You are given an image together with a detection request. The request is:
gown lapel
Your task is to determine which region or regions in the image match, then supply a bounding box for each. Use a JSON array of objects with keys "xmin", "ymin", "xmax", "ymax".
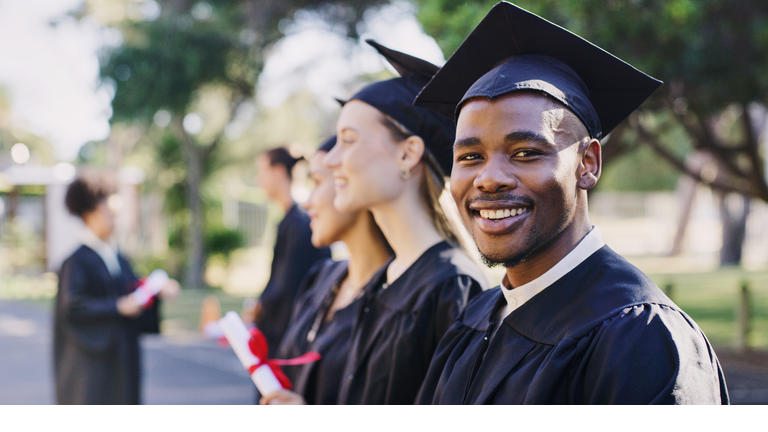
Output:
[
  {"xmin": 464, "ymin": 322, "xmax": 538, "ymax": 404},
  {"xmin": 461, "ymin": 291, "xmax": 539, "ymax": 404}
]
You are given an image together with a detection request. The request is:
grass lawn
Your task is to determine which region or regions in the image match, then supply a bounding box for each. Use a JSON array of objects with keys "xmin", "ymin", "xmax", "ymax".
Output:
[
  {"xmin": 645, "ymin": 267, "xmax": 768, "ymax": 349},
  {"xmin": 159, "ymin": 287, "xmax": 253, "ymax": 334}
]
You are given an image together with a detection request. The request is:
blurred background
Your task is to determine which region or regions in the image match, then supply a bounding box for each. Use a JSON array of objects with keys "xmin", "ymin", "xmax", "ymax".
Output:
[{"xmin": 1, "ymin": 0, "xmax": 767, "ymax": 404}]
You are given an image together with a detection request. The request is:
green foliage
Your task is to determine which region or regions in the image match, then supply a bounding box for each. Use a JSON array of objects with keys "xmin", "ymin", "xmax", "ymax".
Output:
[
  {"xmin": 101, "ymin": 5, "xmax": 259, "ymax": 122},
  {"xmin": 205, "ymin": 227, "xmax": 245, "ymax": 259}
]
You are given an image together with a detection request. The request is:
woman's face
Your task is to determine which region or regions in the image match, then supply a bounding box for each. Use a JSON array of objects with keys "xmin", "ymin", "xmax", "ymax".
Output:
[
  {"xmin": 324, "ymin": 100, "xmax": 404, "ymax": 213},
  {"xmin": 83, "ymin": 199, "xmax": 116, "ymax": 241},
  {"xmin": 303, "ymin": 151, "xmax": 360, "ymax": 247}
]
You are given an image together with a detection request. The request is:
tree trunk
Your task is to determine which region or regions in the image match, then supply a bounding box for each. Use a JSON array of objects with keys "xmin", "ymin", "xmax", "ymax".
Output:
[
  {"xmin": 718, "ymin": 191, "xmax": 751, "ymax": 267},
  {"xmin": 174, "ymin": 116, "xmax": 206, "ymax": 289}
]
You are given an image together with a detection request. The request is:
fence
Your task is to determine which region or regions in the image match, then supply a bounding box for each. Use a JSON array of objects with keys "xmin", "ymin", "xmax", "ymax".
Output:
[
  {"xmin": 589, "ymin": 187, "xmax": 768, "ymax": 266},
  {"xmin": 222, "ymin": 198, "xmax": 269, "ymax": 247}
]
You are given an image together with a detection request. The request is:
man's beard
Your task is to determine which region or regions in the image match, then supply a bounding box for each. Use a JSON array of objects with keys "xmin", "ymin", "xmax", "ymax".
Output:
[{"xmin": 475, "ymin": 224, "xmax": 544, "ymax": 269}]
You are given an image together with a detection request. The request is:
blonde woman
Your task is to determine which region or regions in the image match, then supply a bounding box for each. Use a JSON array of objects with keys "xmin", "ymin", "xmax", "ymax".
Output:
[{"xmin": 264, "ymin": 41, "xmax": 487, "ymax": 405}]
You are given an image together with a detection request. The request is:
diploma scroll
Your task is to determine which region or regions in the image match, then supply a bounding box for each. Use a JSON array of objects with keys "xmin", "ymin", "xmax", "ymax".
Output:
[
  {"xmin": 218, "ymin": 311, "xmax": 283, "ymax": 395},
  {"xmin": 131, "ymin": 269, "xmax": 169, "ymax": 308}
]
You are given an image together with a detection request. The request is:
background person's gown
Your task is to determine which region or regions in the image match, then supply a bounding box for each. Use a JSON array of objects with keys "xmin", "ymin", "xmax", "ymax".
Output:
[
  {"xmin": 276, "ymin": 259, "xmax": 365, "ymax": 404},
  {"xmin": 417, "ymin": 246, "xmax": 730, "ymax": 404},
  {"xmin": 256, "ymin": 204, "xmax": 331, "ymax": 351},
  {"xmin": 53, "ymin": 245, "xmax": 160, "ymax": 404},
  {"xmin": 337, "ymin": 241, "xmax": 487, "ymax": 404}
]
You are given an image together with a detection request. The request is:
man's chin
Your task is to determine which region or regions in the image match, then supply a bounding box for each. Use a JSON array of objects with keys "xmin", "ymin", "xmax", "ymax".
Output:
[{"xmin": 477, "ymin": 247, "xmax": 529, "ymax": 269}]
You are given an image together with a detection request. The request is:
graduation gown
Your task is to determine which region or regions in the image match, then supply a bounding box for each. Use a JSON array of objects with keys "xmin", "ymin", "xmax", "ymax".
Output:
[
  {"xmin": 337, "ymin": 241, "xmax": 487, "ymax": 404},
  {"xmin": 53, "ymin": 245, "xmax": 160, "ymax": 405},
  {"xmin": 417, "ymin": 246, "xmax": 729, "ymax": 404},
  {"xmin": 276, "ymin": 259, "xmax": 363, "ymax": 404},
  {"xmin": 257, "ymin": 204, "xmax": 331, "ymax": 351}
]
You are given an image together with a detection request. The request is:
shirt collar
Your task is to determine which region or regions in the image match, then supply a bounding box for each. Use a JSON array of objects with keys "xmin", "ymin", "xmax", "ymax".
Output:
[
  {"xmin": 499, "ymin": 226, "xmax": 604, "ymax": 317},
  {"xmin": 81, "ymin": 227, "xmax": 121, "ymax": 277}
]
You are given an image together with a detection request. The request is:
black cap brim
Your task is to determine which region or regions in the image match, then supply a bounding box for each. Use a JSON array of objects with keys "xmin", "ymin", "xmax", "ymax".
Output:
[
  {"xmin": 415, "ymin": 1, "xmax": 662, "ymax": 138},
  {"xmin": 338, "ymin": 40, "xmax": 456, "ymax": 175}
]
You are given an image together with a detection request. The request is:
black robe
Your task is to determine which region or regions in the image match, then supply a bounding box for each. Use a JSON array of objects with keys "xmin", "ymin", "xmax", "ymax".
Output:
[
  {"xmin": 53, "ymin": 245, "xmax": 160, "ymax": 405},
  {"xmin": 276, "ymin": 259, "xmax": 363, "ymax": 404},
  {"xmin": 337, "ymin": 241, "xmax": 487, "ymax": 404},
  {"xmin": 417, "ymin": 246, "xmax": 730, "ymax": 404},
  {"xmin": 256, "ymin": 204, "xmax": 331, "ymax": 352}
]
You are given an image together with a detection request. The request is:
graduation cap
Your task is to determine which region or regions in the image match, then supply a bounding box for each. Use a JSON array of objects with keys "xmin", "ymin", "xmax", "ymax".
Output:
[
  {"xmin": 415, "ymin": 1, "xmax": 662, "ymax": 139},
  {"xmin": 317, "ymin": 135, "xmax": 336, "ymax": 153},
  {"xmin": 339, "ymin": 39, "xmax": 456, "ymax": 175}
]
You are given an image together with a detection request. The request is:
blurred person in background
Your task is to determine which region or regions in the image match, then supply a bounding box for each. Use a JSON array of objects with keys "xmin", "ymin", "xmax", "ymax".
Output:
[
  {"xmin": 264, "ymin": 136, "xmax": 392, "ymax": 405},
  {"xmin": 53, "ymin": 173, "xmax": 179, "ymax": 404},
  {"xmin": 263, "ymin": 41, "xmax": 487, "ymax": 405},
  {"xmin": 252, "ymin": 147, "xmax": 331, "ymax": 357}
]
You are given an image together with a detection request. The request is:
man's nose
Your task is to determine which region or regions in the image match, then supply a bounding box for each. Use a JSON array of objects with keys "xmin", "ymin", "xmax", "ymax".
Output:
[{"xmin": 473, "ymin": 155, "xmax": 518, "ymax": 193}]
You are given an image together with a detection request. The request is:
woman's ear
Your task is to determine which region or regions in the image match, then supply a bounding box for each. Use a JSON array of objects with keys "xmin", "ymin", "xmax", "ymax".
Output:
[
  {"xmin": 399, "ymin": 135, "xmax": 426, "ymax": 171},
  {"xmin": 577, "ymin": 139, "xmax": 601, "ymax": 190}
]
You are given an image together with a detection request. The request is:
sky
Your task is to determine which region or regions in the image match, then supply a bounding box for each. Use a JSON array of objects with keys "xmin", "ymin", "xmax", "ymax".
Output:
[
  {"xmin": 0, "ymin": 0, "xmax": 112, "ymax": 161},
  {"xmin": 0, "ymin": 0, "xmax": 443, "ymax": 162}
]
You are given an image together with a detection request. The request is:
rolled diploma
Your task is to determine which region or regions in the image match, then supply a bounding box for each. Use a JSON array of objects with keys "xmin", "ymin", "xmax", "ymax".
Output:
[
  {"xmin": 132, "ymin": 269, "xmax": 169, "ymax": 307},
  {"xmin": 218, "ymin": 311, "xmax": 283, "ymax": 395}
]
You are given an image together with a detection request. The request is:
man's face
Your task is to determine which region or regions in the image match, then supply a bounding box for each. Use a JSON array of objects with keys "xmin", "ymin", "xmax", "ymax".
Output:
[{"xmin": 451, "ymin": 91, "xmax": 589, "ymax": 269}]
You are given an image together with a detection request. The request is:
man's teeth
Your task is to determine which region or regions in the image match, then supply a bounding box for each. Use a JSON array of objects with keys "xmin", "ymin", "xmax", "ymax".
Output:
[{"xmin": 479, "ymin": 208, "xmax": 526, "ymax": 220}]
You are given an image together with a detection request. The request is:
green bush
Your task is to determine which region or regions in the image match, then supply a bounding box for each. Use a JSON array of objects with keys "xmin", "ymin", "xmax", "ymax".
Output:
[{"xmin": 205, "ymin": 227, "xmax": 244, "ymax": 260}]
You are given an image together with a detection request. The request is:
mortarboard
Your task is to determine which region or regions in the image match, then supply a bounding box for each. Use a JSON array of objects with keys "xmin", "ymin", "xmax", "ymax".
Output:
[
  {"xmin": 339, "ymin": 40, "xmax": 456, "ymax": 175},
  {"xmin": 318, "ymin": 135, "xmax": 336, "ymax": 153},
  {"xmin": 414, "ymin": 1, "xmax": 662, "ymax": 139}
]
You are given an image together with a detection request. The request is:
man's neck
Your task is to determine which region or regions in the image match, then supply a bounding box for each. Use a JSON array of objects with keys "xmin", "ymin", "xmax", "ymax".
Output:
[{"xmin": 504, "ymin": 219, "xmax": 592, "ymax": 288}]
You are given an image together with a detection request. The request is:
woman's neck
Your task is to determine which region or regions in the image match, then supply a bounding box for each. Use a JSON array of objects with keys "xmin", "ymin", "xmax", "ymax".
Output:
[
  {"xmin": 340, "ymin": 215, "xmax": 392, "ymax": 289},
  {"xmin": 370, "ymin": 181, "xmax": 444, "ymax": 284}
]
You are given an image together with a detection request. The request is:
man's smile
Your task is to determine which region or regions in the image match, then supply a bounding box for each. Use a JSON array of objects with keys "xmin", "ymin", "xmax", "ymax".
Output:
[{"xmin": 467, "ymin": 199, "xmax": 532, "ymax": 235}]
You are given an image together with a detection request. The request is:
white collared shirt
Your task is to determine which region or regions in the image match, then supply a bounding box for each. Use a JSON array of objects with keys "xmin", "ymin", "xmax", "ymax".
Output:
[
  {"xmin": 498, "ymin": 226, "xmax": 605, "ymax": 319},
  {"xmin": 81, "ymin": 227, "xmax": 122, "ymax": 278}
]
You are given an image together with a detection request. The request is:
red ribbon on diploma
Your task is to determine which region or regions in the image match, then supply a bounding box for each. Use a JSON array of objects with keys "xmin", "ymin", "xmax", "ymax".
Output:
[
  {"xmin": 128, "ymin": 278, "xmax": 157, "ymax": 308},
  {"xmin": 246, "ymin": 327, "xmax": 321, "ymax": 390}
]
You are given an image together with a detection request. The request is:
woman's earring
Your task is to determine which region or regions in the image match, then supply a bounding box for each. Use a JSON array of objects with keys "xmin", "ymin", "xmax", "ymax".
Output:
[{"xmin": 398, "ymin": 166, "xmax": 411, "ymax": 180}]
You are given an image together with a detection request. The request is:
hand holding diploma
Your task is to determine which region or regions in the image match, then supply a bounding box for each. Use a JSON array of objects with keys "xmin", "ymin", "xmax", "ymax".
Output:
[
  {"xmin": 260, "ymin": 389, "xmax": 307, "ymax": 405},
  {"xmin": 131, "ymin": 269, "xmax": 170, "ymax": 308},
  {"xmin": 218, "ymin": 311, "xmax": 321, "ymax": 396}
]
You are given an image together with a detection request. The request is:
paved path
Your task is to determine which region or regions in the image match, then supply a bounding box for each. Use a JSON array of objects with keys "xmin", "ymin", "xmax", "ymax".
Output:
[
  {"xmin": 1, "ymin": 298, "xmax": 766, "ymax": 404},
  {"xmin": 0, "ymin": 299, "xmax": 254, "ymax": 405}
]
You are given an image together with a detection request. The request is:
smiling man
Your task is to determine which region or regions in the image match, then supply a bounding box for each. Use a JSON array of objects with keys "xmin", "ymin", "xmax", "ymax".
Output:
[{"xmin": 414, "ymin": 2, "xmax": 729, "ymax": 404}]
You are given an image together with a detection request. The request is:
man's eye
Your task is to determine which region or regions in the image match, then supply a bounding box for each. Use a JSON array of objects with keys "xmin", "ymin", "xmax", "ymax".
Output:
[
  {"xmin": 512, "ymin": 149, "xmax": 538, "ymax": 158},
  {"xmin": 457, "ymin": 153, "xmax": 482, "ymax": 161}
]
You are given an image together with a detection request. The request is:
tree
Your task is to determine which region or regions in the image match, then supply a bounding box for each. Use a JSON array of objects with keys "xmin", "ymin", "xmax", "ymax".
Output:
[
  {"xmin": 96, "ymin": 0, "xmax": 387, "ymax": 287},
  {"xmin": 414, "ymin": 0, "xmax": 768, "ymax": 266}
]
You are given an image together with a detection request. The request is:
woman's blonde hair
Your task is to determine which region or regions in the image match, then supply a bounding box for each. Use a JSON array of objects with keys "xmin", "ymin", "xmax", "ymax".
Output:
[{"xmin": 379, "ymin": 113, "xmax": 470, "ymax": 252}]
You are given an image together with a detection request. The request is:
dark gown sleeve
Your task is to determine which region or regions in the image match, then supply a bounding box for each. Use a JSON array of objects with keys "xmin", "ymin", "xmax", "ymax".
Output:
[
  {"xmin": 257, "ymin": 207, "xmax": 331, "ymax": 350},
  {"xmin": 121, "ymin": 255, "xmax": 161, "ymax": 335},
  {"xmin": 432, "ymin": 275, "xmax": 483, "ymax": 347},
  {"xmin": 274, "ymin": 259, "xmax": 329, "ymax": 383},
  {"xmin": 371, "ymin": 275, "xmax": 481, "ymax": 404},
  {"xmin": 415, "ymin": 291, "xmax": 484, "ymax": 405},
  {"xmin": 573, "ymin": 303, "xmax": 729, "ymax": 404},
  {"xmin": 57, "ymin": 252, "xmax": 120, "ymax": 322}
]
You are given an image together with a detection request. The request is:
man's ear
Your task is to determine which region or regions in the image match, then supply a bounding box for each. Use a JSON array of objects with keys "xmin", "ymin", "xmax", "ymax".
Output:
[
  {"xmin": 399, "ymin": 135, "xmax": 426, "ymax": 170},
  {"xmin": 578, "ymin": 139, "xmax": 601, "ymax": 190}
]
